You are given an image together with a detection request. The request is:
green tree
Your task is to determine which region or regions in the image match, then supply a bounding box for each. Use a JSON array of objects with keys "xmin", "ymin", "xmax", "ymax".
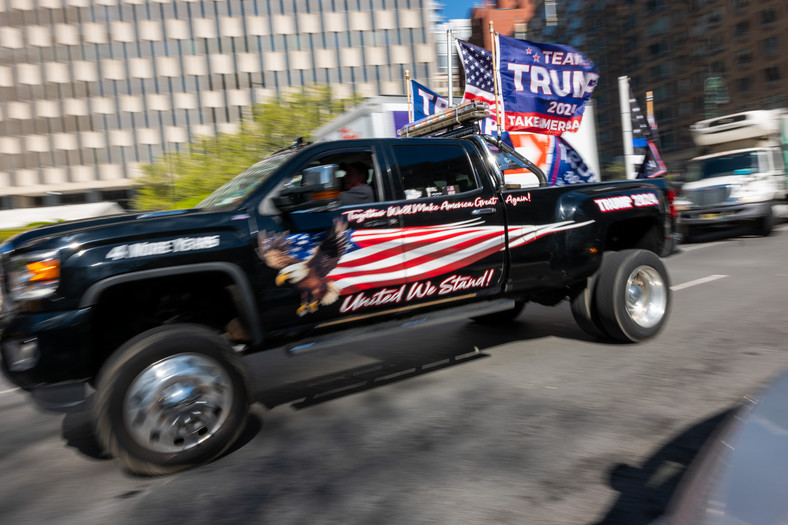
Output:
[{"xmin": 133, "ymin": 85, "xmax": 362, "ymax": 211}]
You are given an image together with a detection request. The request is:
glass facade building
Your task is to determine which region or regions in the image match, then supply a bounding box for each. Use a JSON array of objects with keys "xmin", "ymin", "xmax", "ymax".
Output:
[{"xmin": 0, "ymin": 0, "xmax": 439, "ymax": 209}]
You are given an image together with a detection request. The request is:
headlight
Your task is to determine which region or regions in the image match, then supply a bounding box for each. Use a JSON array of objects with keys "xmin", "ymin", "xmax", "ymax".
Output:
[
  {"xmin": 7, "ymin": 249, "xmax": 61, "ymax": 301},
  {"xmin": 673, "ymin": 197, "xmax": 691, "ymax": 211},
  {"xmin": 729, "ymin": 178, "xmax": 771, "ymax": 203}
]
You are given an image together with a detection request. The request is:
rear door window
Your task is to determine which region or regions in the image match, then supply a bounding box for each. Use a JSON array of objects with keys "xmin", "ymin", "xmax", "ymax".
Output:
[{"xmin": 391, "ymin": 144, "xmax": 479, "ymax": 199}]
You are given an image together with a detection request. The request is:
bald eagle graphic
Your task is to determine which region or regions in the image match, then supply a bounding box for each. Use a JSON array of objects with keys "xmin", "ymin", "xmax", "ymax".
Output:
[{"xmin": 258, "ymin": 219, "xmax": 349, "ymax": 316}]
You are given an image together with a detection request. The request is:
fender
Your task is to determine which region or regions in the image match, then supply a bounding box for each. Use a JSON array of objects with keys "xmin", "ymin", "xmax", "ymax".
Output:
[{"xmin": 79, "ymin": 262, "xmax": 263, "ymax": 345}]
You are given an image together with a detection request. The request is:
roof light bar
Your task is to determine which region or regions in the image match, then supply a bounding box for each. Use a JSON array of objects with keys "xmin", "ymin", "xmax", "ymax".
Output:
[{"xmin": 397, "ymin": 101, "xmax": 491, "ymax": 138}]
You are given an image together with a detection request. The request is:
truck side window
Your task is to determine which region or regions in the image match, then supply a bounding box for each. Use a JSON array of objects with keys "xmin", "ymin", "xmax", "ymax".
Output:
[
  {"xmin": 392, "ymin": 144, "xmax": 478, "ymax": 199},
  {"xmin": 260, "ymin": 152, "xmax": 377, "ymax": 215}
]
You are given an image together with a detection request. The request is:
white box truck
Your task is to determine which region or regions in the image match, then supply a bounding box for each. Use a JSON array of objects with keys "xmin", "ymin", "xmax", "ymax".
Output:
[{"xmin": 676, "ymin": 109, "xmax": 788, "ymax": 239}]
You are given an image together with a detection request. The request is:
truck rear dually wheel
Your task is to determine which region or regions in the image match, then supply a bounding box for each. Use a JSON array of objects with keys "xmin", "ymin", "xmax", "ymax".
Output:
[
  {"xmin": 93, "ymin": 324, "xmax": 251, "ymax": 476},
  {"xmin": 570, "ymin": 269, "xmax": 608, "ymax": 340},
  {"xmin": 595, "ymin": 250, "xmax": 671, "ymax": 343}
]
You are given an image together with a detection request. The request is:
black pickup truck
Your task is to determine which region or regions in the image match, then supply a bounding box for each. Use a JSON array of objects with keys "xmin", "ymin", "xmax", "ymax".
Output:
[{"xmin": 0, "ymin": 107, "xmax": 676, "ymax": 474}]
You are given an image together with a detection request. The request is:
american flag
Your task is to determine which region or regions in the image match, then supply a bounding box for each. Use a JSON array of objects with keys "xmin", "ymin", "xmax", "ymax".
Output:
[
  {"xmin": 323, "ymin": 219, "xmax": 594, "ymax": 294},
  {"xmin": 456, "ymin": 40, "xmax": 496, "ymax": 106}
]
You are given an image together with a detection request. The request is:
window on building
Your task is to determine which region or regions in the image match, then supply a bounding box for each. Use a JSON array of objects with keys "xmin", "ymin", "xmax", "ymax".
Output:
[
  {"xmin": 736, "ymin": 49, "xmax": 752, "ymax": 65},
  {"xmin": 760, "ymin": 8, "xmax": 776, "ymax": 25},
  {"xmin": 545, "ymin": 0, "xmax": 558, "ymax": 26},
  {"xmin": 648, "ymin": 41, "xmax": 666, "ymax": 57},
  {"xmin": 707, "ymin": 7, "xmax": 723, "ymax": 27},
  {"xmin": 647, "ymin": 17, "xmax": 667, "ymax": 36},
  {"xmin": 761, "ymin": 36, "xmax": 779, "ymax": 55},
  {"xmin": 734, "ymin": 20, "xmax": 749, "ymax": 38},
  {"xmin": 514, "ymin": 23, "xmax": 527, "ymax": 40},
  {"xmin": 764, "ymin": 66, "xmax": 780, "ymax": 83},
  {"xmin": 650, "ymin": 62, "xmax": 670, "ymax": 80},
  {"xmin": 708, "ymin": 34, "xmax": 724, "ymax": 54},
  {"xmin": 737, "ymin": 76, "xmax": 752, "ymax": 93}
]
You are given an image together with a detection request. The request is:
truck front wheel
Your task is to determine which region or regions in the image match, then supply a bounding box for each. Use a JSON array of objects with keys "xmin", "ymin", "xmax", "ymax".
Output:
[
  {"xmin": 595, "ymin": 250, "xmax": 671, "ymax": 343},
  {"xmin": 93, "ymin": 324, "xmax": 252, "ymax": 475}
]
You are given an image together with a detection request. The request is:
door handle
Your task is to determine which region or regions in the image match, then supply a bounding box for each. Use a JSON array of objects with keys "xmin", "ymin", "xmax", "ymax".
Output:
[
  {"xmin": 366, "ymin": 218, "xmax": 398, "ymax": 227},
  {"xmin": 472, "ymin": 207, "xmax": 497, "ymax": 216}
]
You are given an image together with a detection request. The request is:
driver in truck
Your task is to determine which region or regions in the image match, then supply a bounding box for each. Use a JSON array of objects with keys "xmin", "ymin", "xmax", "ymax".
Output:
[{"xmin": 339, "ymin": 161, "xmax": 374, "ymax": 205}]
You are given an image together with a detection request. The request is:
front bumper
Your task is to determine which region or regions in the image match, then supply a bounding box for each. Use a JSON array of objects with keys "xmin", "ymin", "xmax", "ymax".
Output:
[
  {"xmin": 679, "ymin": 201, "xmax": 772, "ymax": 228},
  {"xmin": 0, "ymin": 307, "xmax": 93, "ymax": 390}
]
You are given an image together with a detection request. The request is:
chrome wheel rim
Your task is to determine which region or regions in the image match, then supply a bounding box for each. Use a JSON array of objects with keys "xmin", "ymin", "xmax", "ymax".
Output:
[
  {"xmin": 625, "ymin": 265, "xmax": 667, "ymax": 329},
  {"xmin": 124, "ymin": 353, "xmax": 232, "ymax": 454}
]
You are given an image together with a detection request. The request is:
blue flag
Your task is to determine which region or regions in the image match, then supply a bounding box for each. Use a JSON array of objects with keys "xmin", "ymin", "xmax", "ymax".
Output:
[
  {"xmin": 411, "ymin": 80, "xmax": 449, "ymax": 122},
  {"xmin": 550, "ymin": 137, "xmax": 596, "ymax": 185},
  {"xmin": 496, "ymin": 34, "xmax": 599, "ymax": 136}
]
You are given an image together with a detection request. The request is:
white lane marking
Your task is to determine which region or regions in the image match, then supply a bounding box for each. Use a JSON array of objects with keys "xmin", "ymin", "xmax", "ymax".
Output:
[
  {"xmin": 672, "ymin": 274, "xmax": 728, "ymax": 291},
  {"xmin": 0, "ymin": 387, "xmax": 20, "ymax": 396}
]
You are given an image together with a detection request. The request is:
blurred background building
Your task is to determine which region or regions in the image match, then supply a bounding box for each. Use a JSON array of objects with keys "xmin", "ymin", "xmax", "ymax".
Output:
[
  {"xmin": 526, "ymin": 0, "xmax": 788, "ymax": 174},
  {"xmin": 0, "ymin": 0, "xmax": 439, "ymax": 210},
  {"xmin": 468, "ymin": 0, "xmax": 534, "ymax": 50},
  {"xmin": 433, "ymin": 17, "xmax": 470, "ymax": 97}
]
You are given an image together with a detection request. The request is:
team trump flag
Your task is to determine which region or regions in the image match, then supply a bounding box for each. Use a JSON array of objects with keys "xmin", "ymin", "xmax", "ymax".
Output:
[
  {"xmin": 496, "ymin": 34, "xmax": 599, "ymax": 136},
  {"xmin": 410, "ymin": 80, "xmax": 449, "ymax": 122}
]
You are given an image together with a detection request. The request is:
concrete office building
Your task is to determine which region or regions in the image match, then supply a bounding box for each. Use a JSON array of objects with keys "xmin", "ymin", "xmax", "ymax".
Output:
[{"xmin": 0, "ymin": 0, "xmax": 439, "ymax": 210}]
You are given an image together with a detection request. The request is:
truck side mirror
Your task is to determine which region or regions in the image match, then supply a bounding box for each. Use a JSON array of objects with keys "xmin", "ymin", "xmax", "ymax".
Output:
[{"xmin": 273, "ymin": 164, "xmax": 341, "ymax": 212}]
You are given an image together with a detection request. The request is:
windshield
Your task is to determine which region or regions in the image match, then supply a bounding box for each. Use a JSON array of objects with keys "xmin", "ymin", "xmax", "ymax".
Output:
[
  {"xmin": 197, "ymin": 153, "xmax": 292, "ymax": 210},
  {"xmin": 685, "ymin": 150, "xmax": 767, "ymax": 182}
]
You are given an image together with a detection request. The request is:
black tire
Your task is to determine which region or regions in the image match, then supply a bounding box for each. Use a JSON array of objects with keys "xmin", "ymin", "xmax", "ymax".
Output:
[
  {"xmin": 472, "ymin": 300, "xmax": 526, "ymax": 325},
  {"xmin": 94, "ymin": 323, "xmax": 252, "ymax": 476},
  {"xmin": 595, "ymin": 249, "xmax": 671, "ymax": 343},
  {"xmin": 756, "ymin": 205, "xmax": 774, "ymax": 237},
  {"xmin": 570, "ymin": 269, "xmax": 609, "ymax": 340},
  {"xmin": 678, "ymin": 224, "xmax": 693, "ymax": 244}
]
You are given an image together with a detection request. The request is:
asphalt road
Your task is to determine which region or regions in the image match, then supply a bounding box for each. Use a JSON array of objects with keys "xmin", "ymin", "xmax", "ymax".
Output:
[{"xmin": 2, "ymin": 225, "xmax": 788, "ymax": 525}]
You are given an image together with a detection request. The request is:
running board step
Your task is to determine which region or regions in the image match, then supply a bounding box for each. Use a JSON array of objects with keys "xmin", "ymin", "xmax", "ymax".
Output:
[{"xmin": 284, "ymin": 298, "xmax": 516, "ymax": 355}]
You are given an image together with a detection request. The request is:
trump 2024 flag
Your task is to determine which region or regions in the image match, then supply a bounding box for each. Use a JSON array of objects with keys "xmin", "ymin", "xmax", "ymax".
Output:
[{"xmin": 496, "ymin": 34, "xmax": 599, "ymax": 136}]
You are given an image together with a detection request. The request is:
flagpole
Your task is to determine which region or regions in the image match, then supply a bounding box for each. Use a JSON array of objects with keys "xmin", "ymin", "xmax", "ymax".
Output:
[
  {"xmin": 447, "ymin": 29, "xmax": 453, "ymax": 107},
  {"xmin": 489, "ymin": 21, "xmax": 503, "ymax": 137},
  {"xmin": 618, "ymin": 75, "xmax": 634, "ymax": 179},
  {"xmin": 646, "ymin": 90, "xmax": 660, "ymax": 149},
  {"xmin": 406, "ymin": 69, "xmax": 413, "ymax": 123}
]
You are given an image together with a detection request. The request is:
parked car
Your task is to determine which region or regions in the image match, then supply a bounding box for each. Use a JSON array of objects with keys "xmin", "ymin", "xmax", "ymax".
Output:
[{"xmin": 658, "ymin": 366, "xmax": 788, "ymax": 524}]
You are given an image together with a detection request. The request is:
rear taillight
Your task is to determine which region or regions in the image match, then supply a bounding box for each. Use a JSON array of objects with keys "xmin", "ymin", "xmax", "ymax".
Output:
[{"xmin": 666, "ymin": 189, "xmax": 678, "ymax": 218}]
